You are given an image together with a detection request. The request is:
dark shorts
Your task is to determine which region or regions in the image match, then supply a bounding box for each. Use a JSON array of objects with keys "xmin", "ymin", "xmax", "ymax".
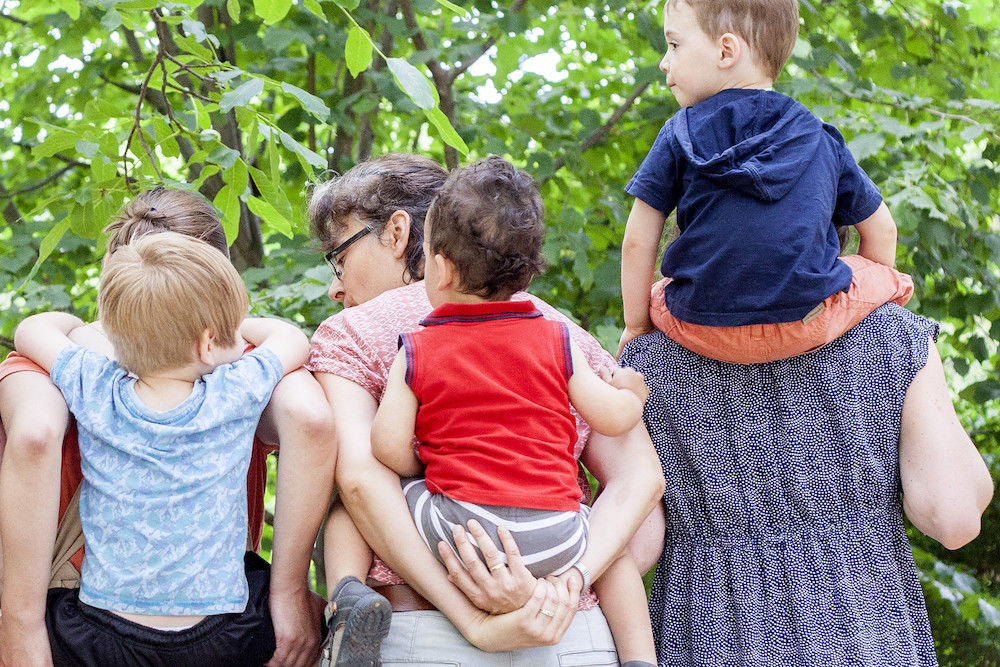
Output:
[{"xmin": 45, "ymin": 552, "xmax": 276, "ymax": 667}]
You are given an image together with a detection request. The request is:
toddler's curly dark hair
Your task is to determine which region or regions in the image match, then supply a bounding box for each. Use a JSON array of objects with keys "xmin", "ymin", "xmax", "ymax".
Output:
[{"xmin": 426, "ymin": 156, "xmax": 546, "ymax": 300}]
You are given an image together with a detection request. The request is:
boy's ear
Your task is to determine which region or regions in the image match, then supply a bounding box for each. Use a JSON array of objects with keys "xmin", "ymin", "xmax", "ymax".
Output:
[
  {"xmin": 718, "ymin": 32, "xmax": 742, "ymax": 69},
  {"xmin": 433, "ymin": 252, "xmax": 456, "ymax": 292},
  {"xmin": 385, "ymin": 209, "xmax": 412, "ymax": 260},
  {"xmin": 195, "ymin": 328, "xmax": 215, "ymax": 365}
]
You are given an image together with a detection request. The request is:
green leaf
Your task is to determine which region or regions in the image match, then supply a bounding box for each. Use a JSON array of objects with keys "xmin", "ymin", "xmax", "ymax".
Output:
[
  {"xmin": 33, "ymin": 129, "xmax": 79, "ymax": 159},
  {"xmin": 345, "ymin": 25, "xmax": 373, "ymax": 78},
  {"xmin": 280, "ymin": 82, "xmax": 330, "ymax": 118},
  {"xmin": 226, "ymin": 159, "xmax": 250, "ymax": 195},
  {"xmin": 334, "ymin": 0, "xmax": 360, "ymax": 10},
  {"xmin": 219, "ymin": 78, "xmax": 265, "ymax": 113},
  {"xmin": 253, "ymin": 0, "xmax": 292, "ymax": 25},
  {"xmin": 435, "ymin": 0, "xmax": 467, "ymax": 16},
  {"xmin": 214, "ymin": 184, "xmax": 242, "ymax": 243},
  {"xmin": 55, "ymin": 0, "xmax": 80, "ymax": 20},
  {"xmin": 303, "ymin": 0, "xmax": 324, "ymax": 17},
  {"xmin": 247, "ymin": 196, "xmax": 293, "ymax": 238},
  {"xmin": 387, "ymin": 58, "xmax": 435, "ymax": 110},
  {"xmin": 424, "ymin": 107, "xmax": 468, "ymax": 155},
  {"xmin": 21, "ymin": 214, "xmax": 72, "ymax": 288},
  {"xmin": 227, "ymin": 0, "xmax": 240, "ymax": 21},
  {"xmin": 75, "ymin": 140, "xmax": 99, "ymax": 158},
  {"xmin": 279, "ymin": 131, "xmax": 325, "ymax": 169},
  {"xmin": 846, "ymin": 133, "xmax": 885, "ymax": 162}
]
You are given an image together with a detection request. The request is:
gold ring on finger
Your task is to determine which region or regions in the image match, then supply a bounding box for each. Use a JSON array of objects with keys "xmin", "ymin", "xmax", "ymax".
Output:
[
  {"xmin": 539, "ymin": 608, "xmax": 555, "ymax": 617},
  {"xmin": 489, "ymin": 562, "xmax": 506, "ymax": 572}
]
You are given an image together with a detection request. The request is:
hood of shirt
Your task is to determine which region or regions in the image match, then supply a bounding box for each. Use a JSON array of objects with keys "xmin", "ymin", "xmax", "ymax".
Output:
[{"xmin": 672, "ymin": 89, "xmax": 823, "ymax": 202}]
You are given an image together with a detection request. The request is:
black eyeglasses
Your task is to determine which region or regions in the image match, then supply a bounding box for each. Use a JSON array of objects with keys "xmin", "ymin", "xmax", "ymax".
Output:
[{"xmin": 324, "ymin": 227, "xmax": 374, "ymax": 278}]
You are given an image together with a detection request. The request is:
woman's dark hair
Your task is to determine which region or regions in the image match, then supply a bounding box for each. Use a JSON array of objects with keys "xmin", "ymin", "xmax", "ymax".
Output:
[
  {"xmin": 104, "ymin": 187, "xmax": 229, "ymax": 258},
  {"xmin": 308, "ymin": 154, "xmax": 447, "ymax": 283},
  {"xmin": 426, "ymin": 155, "xmax": 546, "ymax": 300}
]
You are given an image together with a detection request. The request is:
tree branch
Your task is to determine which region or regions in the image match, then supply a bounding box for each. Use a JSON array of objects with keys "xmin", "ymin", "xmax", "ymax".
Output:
[
  {"xmin": 400, "ymin": 0, "xmax": 460, "ymax": 168},
  {"xmin": 543, "ymin": 81, "xmax": 650, "ymax": 185},
  {"xmin": 0, "ymin": 12, "xmax": 27, "ymax": 25},
  {"xmin": 0, "ymin": 335, "xmax": 14, "ymax": 351},
  {"xmin": 0, "ymin": 164, "xmax": 77, "ymax": 199},
  {"xmin": 814, "ymin": 72, "xmax": 1000, "ymax": 143}
]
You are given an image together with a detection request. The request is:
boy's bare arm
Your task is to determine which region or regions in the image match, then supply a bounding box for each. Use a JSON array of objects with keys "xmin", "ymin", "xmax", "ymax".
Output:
[
  {"xmin": 854, "ymin": 201, "xmax": 897, "ymax": 267},
  {"xmin": 620, "ymin": 199, "xmax": 667, "ymax": 353},
  {"xmin": 371, "ymin": 350, "xmax": 422, "ymax": 477},
  {"xmin": 14, "ymin": 312, "xmax": 86, "ymax": 372},
  {"xmin": 239, "ymin": 317, "xmax": 309, "ymax": 376},
  {"xmin": 67, "ymin": 321, "xmax": 114, "ymax": 359},
  {"xmin": 567, "ymin": 343, "xmax": 647, "ymax": 437}
]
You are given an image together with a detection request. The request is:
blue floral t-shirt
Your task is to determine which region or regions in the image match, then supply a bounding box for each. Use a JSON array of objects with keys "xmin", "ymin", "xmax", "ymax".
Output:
[{"xmin": 51, "ymin": 344, "xmax": 283, "ymax": 615}]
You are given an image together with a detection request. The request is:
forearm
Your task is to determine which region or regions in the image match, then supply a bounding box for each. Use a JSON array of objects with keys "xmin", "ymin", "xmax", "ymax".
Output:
[
  {"xmin": 14, "ymin": 312, "xmax": 85, "ymax": 372},
  {"xmin": 621, "ymin": 242, "xmax": 659, "ymax": 332},
  {"xmin": 578, "ymin": 424, "xmax": 665, "ymax": 581},
  {"xmin": 266, "ymin": 370, "xmax": 336, "ymax": 597},
  {"xmin": 0, "ymin": 374, "xmax": 68, "ymax": 632},
  {"xmin": 621, "ymin": 200, "xmax": 666, "ymax": 331}
]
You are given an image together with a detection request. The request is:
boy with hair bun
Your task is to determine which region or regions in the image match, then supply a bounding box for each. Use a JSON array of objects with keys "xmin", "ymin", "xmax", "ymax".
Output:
[
  {"xmin": 14, "ymin": 232, "xmax": 309, "ymax": 666},
  {"xmin": 371, "ymin": 155, "xmax": 659, "ymax": 667},
  {"xmin": 620, "ymin": 0, "xmax": 914, "ymax": 362}
]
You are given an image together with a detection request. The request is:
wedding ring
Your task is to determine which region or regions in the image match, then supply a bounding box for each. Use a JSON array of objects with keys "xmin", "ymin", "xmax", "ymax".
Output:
[
  {"xmin": 489, "ymin": 562, "xmax": 506, "ymax": 572},
  {"xmin": 539, "ymin": 608, "xmax": 555, "ymax": 617}
]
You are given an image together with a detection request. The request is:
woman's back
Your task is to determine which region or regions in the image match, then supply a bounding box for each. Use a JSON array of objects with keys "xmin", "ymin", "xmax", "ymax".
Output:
[{"xmin": 621, "ymin": 304, "xmax": 938, "ymax": 666}]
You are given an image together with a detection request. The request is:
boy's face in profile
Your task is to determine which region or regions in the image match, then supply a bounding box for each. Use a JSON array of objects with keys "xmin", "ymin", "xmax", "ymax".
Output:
[{"xmin": 660, "ymin": 1, "xmax": 725, "ymax": 107}]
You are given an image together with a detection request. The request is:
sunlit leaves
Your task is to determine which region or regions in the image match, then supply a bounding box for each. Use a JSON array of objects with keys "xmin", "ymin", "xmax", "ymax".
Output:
[{"xmin": 345, "ymin": 25, "xmax": 373, "ymax": 78}]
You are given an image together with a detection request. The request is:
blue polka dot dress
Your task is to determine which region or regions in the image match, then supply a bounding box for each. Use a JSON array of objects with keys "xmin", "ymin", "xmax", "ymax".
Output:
[{"xmin": 620, "ymin": 305, "xmax": 939, "ymax": 666}]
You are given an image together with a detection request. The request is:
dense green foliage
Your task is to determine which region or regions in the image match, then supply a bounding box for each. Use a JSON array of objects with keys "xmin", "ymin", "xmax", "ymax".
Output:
[{"xmin": 1, "ymin": 0, "xmax": 997, "ymax": 660}]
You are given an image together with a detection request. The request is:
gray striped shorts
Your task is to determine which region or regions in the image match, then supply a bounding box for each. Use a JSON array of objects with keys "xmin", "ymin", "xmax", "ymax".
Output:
[{"xmin": 402, "ymin": 478, "xmax": 590, "ymax": 578}]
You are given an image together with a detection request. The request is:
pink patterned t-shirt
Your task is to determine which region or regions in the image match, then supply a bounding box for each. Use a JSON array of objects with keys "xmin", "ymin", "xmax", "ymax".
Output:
[{"xmin": 307, "ymin": 281, "xmax": 615, "ymax": 609}]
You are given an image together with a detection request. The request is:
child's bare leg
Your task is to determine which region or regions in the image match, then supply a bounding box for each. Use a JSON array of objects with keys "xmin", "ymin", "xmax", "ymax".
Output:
[
  {"xmin": 321, "ymin": 499, "xmax": 391, "ymax": 664},
  {"xmin": 259, "ymin": 368, "xmax": 337, "ymax": 665},
  {"xmin": 324, "ymin": 500, "xmax": 374, "ymax": 588},
  {"xmin": 0, "ymin": 372, "xmax": 69, "ymax": 666},
  {"xmin": 593, "ymin": 550, "xmax": 658, "ymax": 665}
]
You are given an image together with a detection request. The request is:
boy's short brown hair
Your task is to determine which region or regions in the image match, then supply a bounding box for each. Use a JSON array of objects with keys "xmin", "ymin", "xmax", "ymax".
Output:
[
  {"xmin": 99, "ymin": 232, "xmax": 248, "ymax": 377},
  {"xmin": 426, "ymin": 156, "xmax": 546, "ymax": 300},
  {"xmin": 667, "ymin": 0, "xmax": 799, "ymax": 81},
  {"xmin": 104, "ymin": 188, "xmax": 229, "ymax": 258}
]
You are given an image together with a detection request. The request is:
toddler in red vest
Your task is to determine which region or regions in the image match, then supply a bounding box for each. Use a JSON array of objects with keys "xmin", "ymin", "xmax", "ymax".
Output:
[{"xmin": 372, "ymin": 156, "xmax": 658, "ymax": 667}]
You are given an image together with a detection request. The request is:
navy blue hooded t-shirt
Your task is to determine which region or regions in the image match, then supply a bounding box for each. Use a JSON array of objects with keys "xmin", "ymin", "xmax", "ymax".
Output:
[{"xmin": 626, "ymin": 88, "xmax": 882, "ymax": 326}]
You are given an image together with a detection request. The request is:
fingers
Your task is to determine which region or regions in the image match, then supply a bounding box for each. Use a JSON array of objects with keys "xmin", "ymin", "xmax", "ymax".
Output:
[
  {"xmin": 452, "ymin": 522, "xmax": 495, "ymax": 584},
  {"xmin": 439, "ymin": 538, "xmax": 479, "ymax": 593},
  {"xmin": 467, "ymin": 520, "xmax": 508, "ymax": 573},
  {"xmin": 599, "ymin": 365, "xmax": 614, "ymax": 382}
]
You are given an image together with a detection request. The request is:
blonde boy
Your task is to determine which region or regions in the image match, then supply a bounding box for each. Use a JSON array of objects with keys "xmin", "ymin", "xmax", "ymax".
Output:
[
  {"xmin": 15, "ymin": 232, "xmax": 308, "ymax": 666},
  {"xmin": 620, "ymin": 0, "xmax": 912, "ymax": 361}
]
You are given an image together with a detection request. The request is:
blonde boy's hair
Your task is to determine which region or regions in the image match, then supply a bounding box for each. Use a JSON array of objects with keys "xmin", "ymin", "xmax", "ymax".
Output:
[
  {"xmin": 667, "ymin": 0, "xmax": 799, "ymax": 81},
  {"xmin": 99, "ymin": 232, "xmax": 248, "ymax": 377}
]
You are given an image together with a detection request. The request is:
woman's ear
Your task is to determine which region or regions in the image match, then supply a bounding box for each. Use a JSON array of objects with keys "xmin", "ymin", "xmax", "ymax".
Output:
[
  {"xmin": 385, "ymin": 209, "xmax": 412, "ymax": 259},
  {"xmin": 718, "ymin": 32, "xmax": 742, "ymax": 69}
]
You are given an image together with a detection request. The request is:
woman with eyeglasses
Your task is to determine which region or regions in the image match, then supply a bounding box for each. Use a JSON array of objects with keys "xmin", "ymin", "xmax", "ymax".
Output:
[{"xmin": 306, "ymin": 153, "xmax": 666, "ymax": 665}]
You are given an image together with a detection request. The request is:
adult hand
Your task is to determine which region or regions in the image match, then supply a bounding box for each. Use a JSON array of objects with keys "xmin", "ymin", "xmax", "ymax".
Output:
[
  {"xmin": 0, "ymin": 615, "xmax": 53, "ymax": 667},
  {"xmin": 617, "ymin": 326, "xmax": 653, "ymax": 360},
  {"xmin": 264, "ymin": 586, "xmax": 323, "ymax": 667},
  {"xmin": 438, "ymin": 520, "xmax": 536, "ymax": 614},
  {"xmin": 465, "ymin": 577, "xmax": 577, "ymax": 652}
]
